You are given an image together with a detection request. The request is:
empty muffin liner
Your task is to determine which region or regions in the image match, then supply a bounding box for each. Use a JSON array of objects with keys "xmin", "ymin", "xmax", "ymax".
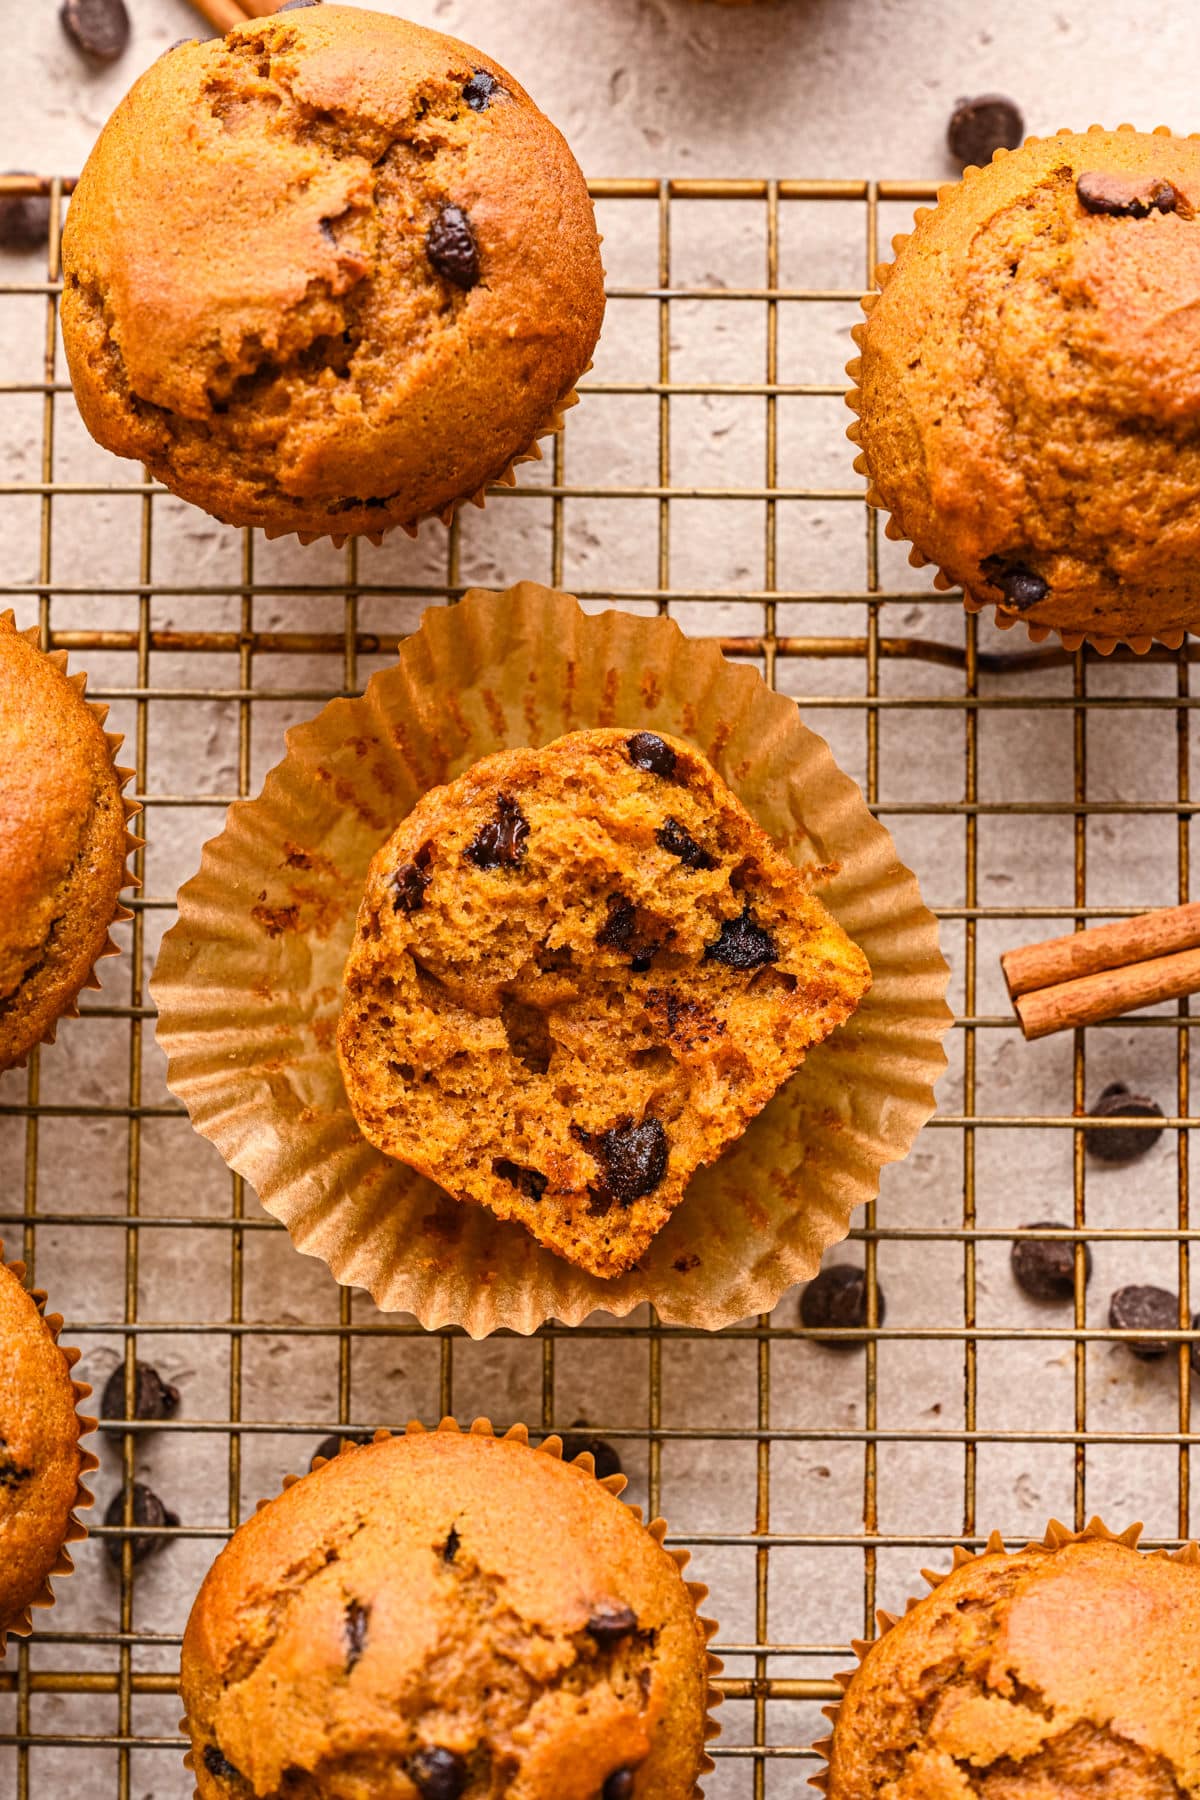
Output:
[
  {"xmin": 0, "ymin": 610, "xmax": 143, "ymax": 1064},
  {"xmin": 846, "ymin": 123, "xmax": 1190, "ymax": 657},
  {"xmin": 180, "ymin": 1414, "xmax": 723, "ymax": 1799},
  {"xmin": 808, "ymin": 1515, "xmax": 1200, "ymax": 1793},
  {"xmin": 0, "ymin": 1239, "xmax": 98, "ymax": 1657},
  {"xmin": 151, "ymin": 581, "xmax": 951, "ymax": 1337}
]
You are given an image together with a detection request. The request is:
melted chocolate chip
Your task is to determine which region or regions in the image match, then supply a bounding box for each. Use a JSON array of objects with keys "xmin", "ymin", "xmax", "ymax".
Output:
[
  {"xmin": 104, "ymin": 1484, "xmax": 179, "ymax": 1565},
  {"xmin": 344, "ymin": 1599, "xmax": 369, "ymax": 1671},
  {"xmin": 557, "ymin": 1424, "xmax": 622, "ymax": 1481},
  {"xmin": 493, "ymin": 1158, "xmax": 549, "ymax": 1202},
  {"xmin": 101, "ymin": 1360, "xmax": 180, "ymax": 1438},
  {"xmin": 587, "ymin": 1601, "xmax": 638, "ymax": 1644},
  {"xmin": 203, "ymin": 1745, "xmax": 243, "ymax": 1784},
  {"xmin": 627, "ymin": 732, "xmax": 677, "ymax": 779},
  {"xmin": 463, "ymin": 69, "xmax": 500, "ymax": 111},
  {"xmin": 704, "ymin": 905, "xmax": 778, "ymax": 971},
  {"xmin": 466, "ymin": 794, "xmax": 529, "ymax": 869},
  {"xmin": 1109, "ymin": 1284, "xmax": 1179, "ymax": 1360},
  {"xmin": 596, "ymin": 896, "xmax": 662, "ymax": 969},
  {"xmin": 656, "ymin": 816, "xmax": 717, "ymax": 871},
  {"xmin": 603, "ymin": 1771, "xmax": 638, "ymax": 1800},
  {"xmin": 1011, "ymin": 1223, "xmax": 1092, "ymax": 1303},
  {"xmin": 60, "ymin": 0, "xmax": 130, "ymax": 62},
  {"xmin": 979, "ymin": 555, "xmax": 1048, "ymax": 611},
  {"xmin": 575, "ymin": 1116, "xmax": 668, "ymax": 1208},
  {"xmin": 947, "ymin": 94, "xmax": 1024, "ymax": 168},
  {"xmin": 408, "ymin": 1748, "xmax": 469, "ymax": 1800},
  {"xmin": 427, "ymin": 205, "xmax": 480, "ymax": 290},
  {"xmin": 1077, "ymin": 171, "xmax": 1178, "ymax": 218},
  {"xmin": 0, "ymin": 176, "xmax": 50, "ymax": 252},
  {"xmin": 391, "ymin": 842, "xmax": 434, "ymax": 914},
  {"xmin": 1084, "ymin": 1081, "xmax": 1164, "ymax": 1163},
  {"xmin": 800, "ymin": 1265, "xmax": 886, "ymax": 1349}
]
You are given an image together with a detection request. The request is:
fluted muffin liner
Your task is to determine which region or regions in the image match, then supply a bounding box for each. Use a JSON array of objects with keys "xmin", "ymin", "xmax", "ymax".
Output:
[
  {"xmin": 808, "ymin": 1515, "xmax": 1200, "ymax": 1793},
  {"xmin": 0, "ymin": 1239, "xmax": 98, "ymax": 1656},
  {"xmin": 180, "ymin": 1414, "xmax": 723, "ymax": 1799},
  {"xmin": 0, "ymin": 610, "xmax": 143, "ymax": 1063},
  {"xmin": 151, "ymin": 581, "xmax": 951, "ymax": 1336},
  {"xmin": 846, "ymin": 123, "xmax": 1191, "ymax": 657}
]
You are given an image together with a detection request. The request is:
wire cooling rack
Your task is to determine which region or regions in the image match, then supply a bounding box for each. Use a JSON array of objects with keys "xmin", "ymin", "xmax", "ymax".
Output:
[{"xmin": 1, "ymin": 170, "xmax": 1198, "ymax": 1799}]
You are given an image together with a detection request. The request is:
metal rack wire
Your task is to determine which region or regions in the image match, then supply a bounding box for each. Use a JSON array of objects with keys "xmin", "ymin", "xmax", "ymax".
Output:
[{"xmin": 0, "ymin": 170, "xmax": 1196, "ymax": 1798}]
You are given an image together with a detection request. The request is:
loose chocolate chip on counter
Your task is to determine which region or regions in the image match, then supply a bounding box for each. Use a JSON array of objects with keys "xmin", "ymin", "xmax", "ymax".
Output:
[
  {"xmin": 493, "ymin": 1158, "xmax": 549, "ymax": 1202},
  {"xmin": 0, "ymin": 177, "xmax": 50, "ymax": 253},
  {"xmin": 704, "ymin": 904, "xmax": 778, "ymax": 971},
  {"xmin": 558, "ymin": 1423, "xmax": 622, "ymax": 1481},
  {"xmin": 463, "ymin": 69, "xmax": 500, "ymax": 111},
  {"xmin": 603, "ymin": 1771, "xmax": 638, "ymax": 1800},
  {"xmin": 627, "ymin": 732, "xmax": 677, "ymax": 779},
  {"xmin": 656, "ymin": 816, "xmax": 717, "ymax": 871},
  {"xmin": 391, "ymin": 842, "xmax": 434, "ymax": 914},
  {"xmin": 576, "ymin": 1116, "xmax": 669, "ymax": 1209},
  {"xmin": 587, "ymin": 1601, "xmax": 638, "ymax": 1644},
  {"xmin": 800, "ymin": 1264, "xmax": 886, "ymax": 1349},
  {"xmin": 203, "ymin": 1744, "xmax": 243, "ymax": 1783},
  {"xmin": 104, "ymin": 1484, "xmax": 180, "ymax": 1565},
  {"xmin": 101, "ymin": 1361, "xmax": 180, "ymax": 1438},
  {"xmin": 466, "ymin": 794, "xmax": 529, "ymax": 869},
  {"xmin": 979, "ymin": 556, "xmax": 1048, "ymax": 611},
  {"xmin": 1084, "ymin": 1081, "xmax": 1165, "ymax": 1163},
  {"xmin": 344, "ymin": 1599, "xmax": 369, "ymax": 1671},
  {"xmin": 1109, "ymin": 1284, "xmax": 1180, "ymax": 1360},
  {"xmin": 427, "ymin": 205, "xmax": 480, "ymax": 290},
  {"xmin": 1077, "ymin": 172, "xmax": 1178, "ymax": 217},
  {"xmin": 947, "ymin": 94, "xmax": 1025, "ymax": 168},
  {"xmin": 1011, "ymin": 1222, "xmax": 1092, "ymax": 1303},
  {"xmin": 60, "ymin": 0, "xmax": 130, "ymax": 61},
  {"xmin": 408, "ymin": 1748, "xmax": 469, "ymax": 1800},
  {"xmin": 310, "ymin": 1431, "xmax": 371, "ymax": 1470}
]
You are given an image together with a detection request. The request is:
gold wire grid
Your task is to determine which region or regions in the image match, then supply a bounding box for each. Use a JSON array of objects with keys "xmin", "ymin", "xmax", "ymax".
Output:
[{"xmin": 0, "ymin": 171, "xmax": 1196, "ymax": 1796}]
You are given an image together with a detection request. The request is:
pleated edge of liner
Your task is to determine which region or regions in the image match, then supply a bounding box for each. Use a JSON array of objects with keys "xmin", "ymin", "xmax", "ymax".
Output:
[
  {"xmin": 806, "ymin": 1513, "xmax": 1200, "ymax": 1794},
  {"xmin": 0, "ymin": 1238, "xmax": 98, "ymax": 1657},
  {"xmin": 844, "ymin": 123, "xmax": 1191, "ymax": 659},
  {"xmin": 0, "ymin": 609, "xmax": 144, "ymax": 1066},
  {"xmin": 179, "ymin": 1414, "xmax": 724, "ymax": 1799},
  {"xmin": 257, "ymin": 381, "xmax": 583, "ymax": 549}
]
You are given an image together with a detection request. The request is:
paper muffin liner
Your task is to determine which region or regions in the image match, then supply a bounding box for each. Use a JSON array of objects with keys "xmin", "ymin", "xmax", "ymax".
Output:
[
  {"xmin": 809, "ymin": 1515, "xmax": 1200, "ymax": 1792},
  {"xmin": 0, "ymin": 1239, "xmax": 98, "ymax": 1657},
  {"xmin": 0, "ymin": 609, "xmax": 143, "ymax": 1064},
  {"xmin": 847, "ymin": 123, "xmax": 1192, "ymax": 657},
  {"xmin": 151, "ymin": 581, "xmax": 951, "ymax": 1336},
  {"xmin": 181, "ymin": 1414, "xmax": 722, "ymax": 1799}
]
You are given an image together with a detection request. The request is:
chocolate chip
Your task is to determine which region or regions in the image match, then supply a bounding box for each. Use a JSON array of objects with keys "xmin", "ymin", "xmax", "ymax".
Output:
[
  {"xmin": 463, "ymin": 69, "xmax": 500, "ymax": 111},
  {"xmin": 1084, "ymin": 1081, "xmax": 1165, "ymax": 1163},
  {"xmin": 800, "ymin": 1264, "xmax": 885, "ymax": 1349},
  {"xmin": 0, "ymin": 1442, "xmax": 33, "ymax": 1490},
  {"xmin": 558, "ymin": 1423, "xmax": 622, "ymax": 1481},
  {"xmin": 1077, "ymin": 171, "xmax": 1178, "ymax": 218},
  {"xmin": 587, "ymin": 1601, "xmax": 638, "ymax": 1644},
  {"xmin": 0, "ymin": 177, "xmax": 50, "ymax": 253},
  {"xmin": 442, "ymin": 1524, "xmax": 460, "ymax": 1563},
  {"xmin": 1011, "ymin": 1222, "xmax": 1092, "ymax": 1303},
  {"xmin": 310, "ymin": 1431, "xmax": 371, "ymax": 1470},
  {"xmin": 1109, "ymin": 1284, "xmax": 1180, "ymax": 1360},
  {"xmin": 104, "ymin": 1484, "xmax": 179, "ymax": 1566},
  {"xmin": 596, "ymin": 896, "xmax": 662, "ymax": 969},
  {"xmin": 575, "ymin": 1116, "xmax": 669, "ymax": 1208},
  {"xmin": 979, "ymin": 555, "xmax": 1048, "ymax": 611},
  {"xmin": 203, "ymin": 1745, "xmax": 242, "ymax": 1783},
  {"xmin": 627, "ymin": 732, "xmax": 677, "ymax": 779},
  {"xmin": 344, "ymin": 1599, "xmax": 369, "ymax": 1671},
  {"xmin": 704, "ymin": 904, "xmax": 778, "ymax": 971},
  {"xmin": 465, "ymin": 794, "xmax": 528, "ymax": 869},
  {"xmin": 60, "ymin": 0, "xmax": 130, "ymax": 61},
  {"xmin": 391, "ymin": 841, "xmax": 434, "ymax": 914},
  {"xmin": 408, "ymin": 1749, "xmax": 469, "ymax": 1800},
  {"xmin": 603, "ymin": 1771, "xmax": 638, "ymax": 1800},
  {"xmin": 656, "ymin": 816, "xmax": 717, "ymax": 871},
  {"xmin": 946, "ymin": 94, "xmax": 1024, "ymax": 168},
  {"xmin": 101, "ymin": 1361, "xmax": 181, "ymax": 1437},
  {"xmin": 427, "ymin": 205, "xmax": 479, "ymax": 290},
  {"xmin": 493, "ymin": 1158, "xmax": 548, "ymax": 1202}
]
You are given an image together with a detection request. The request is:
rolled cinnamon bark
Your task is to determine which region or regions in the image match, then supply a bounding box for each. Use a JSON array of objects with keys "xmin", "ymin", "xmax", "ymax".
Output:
[
  {"xmin": 1002, "ymin": 902, "xmax": 1200, "ymax": 1000},
  {"xmin": 186, "ymin": 0, "xmax": 247, "ymax": 32},
  {"xmin": 1013, "ymin": 945, "xmax": 1200, "ymax": 1041}
]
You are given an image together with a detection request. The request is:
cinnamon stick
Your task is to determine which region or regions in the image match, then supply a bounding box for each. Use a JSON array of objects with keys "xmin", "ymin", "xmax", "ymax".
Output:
[
  {"xmin": 237, "ymin": 0, "xmax": 284, "ymax": 15},
  {"xmin": 1002, "ymin": 901, "xmax": 1200, "ymax": 999},
  {"xmin": 186, "ymin": 0, "xmax": 248, "ymax": 32},
  {"xmin": 1013, "ymin": 945, "xmax": 1200, "ymax": 1041}
]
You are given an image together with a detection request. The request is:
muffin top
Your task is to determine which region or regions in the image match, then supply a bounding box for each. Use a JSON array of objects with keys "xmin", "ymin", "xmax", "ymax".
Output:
[
  {"xmin": 825, "ymin": 1527, "xmax": 1200, "ymax": 1797},
  {"xmin": 0, "ymin": 1254, "xmax": 90, "ymax": 1647},
  {"xmin": 854, "ymin": 125, "xmax": 1200, "ymax": 649},
  {"xmin": 181, "ymin": 1427, "xmax": 713, "ymax": 1800},
  {"xmin": 61, "ymin": 4, "xmax": 606, "ymax": 542},
  {"xmin": 0, "ymin": 612, "xmax": 130, "ymax": 1071}
]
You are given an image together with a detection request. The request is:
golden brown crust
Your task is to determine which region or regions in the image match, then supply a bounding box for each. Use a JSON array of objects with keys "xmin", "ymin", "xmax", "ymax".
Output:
[
  {"xmin": 826, "ymin": 1530, "xmax": 1200, "ymax": 1798},
  {"xmin": 336, "ymin": 728, "xmax": 871, "ymax": 1279},
  {"xmin": 0, "ymin": 612, "xmax": 132, "ymax": 1069},
  {"xmin": 60, "ymin": 4, "xmax": 605, "ymax": 543},
  {"xmin": 180, "ymin": 1427, "xmax": 712, "ymax": 1799},
  {"xmin": 852, "ymin": 125, "xmax": 1200, "ymax": 651}
]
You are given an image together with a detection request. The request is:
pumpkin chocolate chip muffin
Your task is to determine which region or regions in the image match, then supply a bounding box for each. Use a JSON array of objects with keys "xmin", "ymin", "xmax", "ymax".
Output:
[
  {"xmin": 0, "ymin": 610, "xmax": 137, "ymax": 1071},
  {"xmin": 60, "ymin": 4, "xmax": 605, "ymax": 544},
  {"xmin": 818, "ymin": 1519, "xmax": 1200, "ymax": 1797},
  {"xmin": 0, "ymin": 1247, "xmax": 95, "ymax": 1654},
  {"xmin": 849, "ymin": 125, "xmax": 1200, "ymax": 652},
  {"xmin": 336, "ymin": 728, "xmax": 871, "ymax": 1279},
  {"xmin": 181, "ymin": 1422, "xmax": 718, "ymax": 1799}
]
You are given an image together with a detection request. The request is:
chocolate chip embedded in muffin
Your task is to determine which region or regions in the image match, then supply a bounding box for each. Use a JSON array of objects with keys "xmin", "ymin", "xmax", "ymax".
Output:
[
  {"xmin": 1011, "ymin": 1222, "xmax": 1092, "ymax": 1302},
  {"xmin": 704, "ymin": 904, "xmax": 778, "ymax": 971},
  {"xmin": 603, "ymin": 1771, "xmax": 638, "ymax": 1800},
  {"xmin": 576, "ymin": 1117, "xmax": 669, "ymax": 1210},
  {"xmin": 427, "ymin": 205, "xmax": 480, "ymax": 290},
  {"xmin": 493, "ymin": 1159, "xmax": 549, "ymax": 1202},
  {"xmin": 60, "ymin": 0, "xmax": 130, "ymax": 63},
  {"xmin": 1076, "ymin": 171, "xmax": 1179, "ymax": 217},
  {"xmin": 979, "ymin": 556, "xmax": 1049, "ymax": 611},
  {"xmin": 1109, "ymin": 1283, "xmax": 1179, "ymax": 1359},
  {"xmin": 202, "ymin": 1744, "xmax": 243, "ymax": 1783},
  {"xmin": 627, "ymin": 732, "xmax": 677, "ymax": 779},
  {"xmin": 408, "ymin": 1750, "xmax": 469, "ymax": 1800},
  {"xmin": 1084, "ymin": 1080, "xmax": 1165, "ymax": 1162},
  {"xmin": 656, "ymin": 817, "xmax": 717, "ymax": 871},
  {"xmin": 463, "ymin": 69, "xmax": 500, "ymax": 111},
  {"xmin": 800, "ymin": 1264, "xmax": 885, "ymax": 1349},
  {"xmin": 465, "ymin": 795, "xmax": 529, "ymax": 869},
  {"xmin": 587, "ymin": 1600, "xmax": 638, "ymax": 1644},
  {"xmin": 344, "ymin": 1599, "xmax": 369, "ymax": 1671},
  {"xmin": 390, "ymin": 843, "xmax": 434, "ymax": 914},
  {"xmin": 103, "ymin": 1483, "xmax": 180, "ymax": 1566},
  {"xmin": 947, "ymin": 94, "xmax": 1024, "ymax": 168}
]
